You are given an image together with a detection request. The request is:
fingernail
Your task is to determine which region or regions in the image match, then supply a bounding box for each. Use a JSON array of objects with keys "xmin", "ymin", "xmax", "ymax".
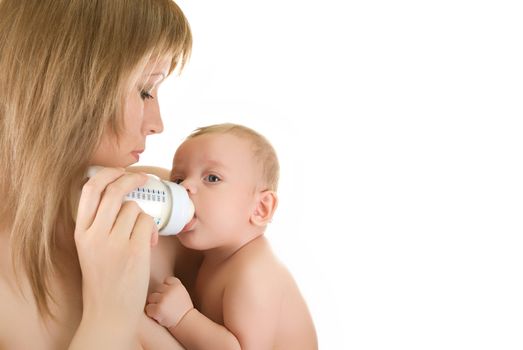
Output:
[{"xmin": 151, "ymin": 228, "xmax": 159, "ymax": 246}]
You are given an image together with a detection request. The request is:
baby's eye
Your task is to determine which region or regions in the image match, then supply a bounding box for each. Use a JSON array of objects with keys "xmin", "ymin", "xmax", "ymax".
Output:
[
  {"xmin": 204, "ymin": 174, "xmax": 221, "ymax": 183},
  {"xmin": 140, "ymin": 90, "xmax": 154, "ymax": 100}
]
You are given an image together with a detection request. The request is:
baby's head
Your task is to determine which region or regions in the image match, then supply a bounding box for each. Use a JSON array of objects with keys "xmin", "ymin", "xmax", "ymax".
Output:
[{"xmin": 171, "ymin": 123, "xmax": 279, "ymax": 251}]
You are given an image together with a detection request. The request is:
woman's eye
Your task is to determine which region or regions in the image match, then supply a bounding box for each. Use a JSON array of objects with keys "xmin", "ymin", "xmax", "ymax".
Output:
[
  {"xmin": 204, "ymin": 174, "xmax": 221, "ymax": 183},
  {"xmin": 140, "ymin": 90, "xmax": 154, "ymax": 100}
]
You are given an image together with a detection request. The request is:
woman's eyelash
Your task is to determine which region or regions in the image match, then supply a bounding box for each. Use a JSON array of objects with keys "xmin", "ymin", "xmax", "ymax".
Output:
[{"xmin": 140, "ymin": 90, "xmax": 154, "ymax": 100}]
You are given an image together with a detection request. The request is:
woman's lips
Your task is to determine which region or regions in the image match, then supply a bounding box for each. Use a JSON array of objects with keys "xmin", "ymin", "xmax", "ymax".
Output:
[{"xmin": 131, "ymin": 150, "xmax": 144, "ymax": 161}]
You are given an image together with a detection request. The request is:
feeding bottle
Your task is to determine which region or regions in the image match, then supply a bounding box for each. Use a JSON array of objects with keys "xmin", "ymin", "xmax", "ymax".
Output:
[{"xmin": 87, "ymin": 166, "xmax": 194, "ymax": 235}]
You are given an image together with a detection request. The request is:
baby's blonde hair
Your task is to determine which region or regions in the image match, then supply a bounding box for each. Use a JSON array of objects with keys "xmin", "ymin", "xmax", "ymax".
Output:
[
  {"xmin": 0, "ymin": 0, "xmax": 191, "ymax": 319},
  {"xmin": 187, "ymin": 123, "xmax": 280, "ymax": 191}
]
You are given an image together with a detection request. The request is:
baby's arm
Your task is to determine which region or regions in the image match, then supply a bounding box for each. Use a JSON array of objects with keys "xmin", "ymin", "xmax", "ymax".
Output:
[
  {"xmin": 146, "ymin": 277, "xmax": 241, "ymax": 350},
  {"xmin": 176, "ymin": 273, "xmax": 281, "ymax": 349},
  {"xmin": 220, "ymin": 269, "xmax": 281, "ymax": 349},
  {"xmin": 176, "ymin": 269, "xmax": 283, "ymax": 350},
  {"xmin": 149, "ymin": 272, "xmax": 282, "ymax": 349}
]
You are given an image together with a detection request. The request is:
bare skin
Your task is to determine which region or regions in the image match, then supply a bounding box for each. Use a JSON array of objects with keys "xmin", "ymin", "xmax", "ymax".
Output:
[
  {"xmin": 0, "ymin": 167, "xmax": 196, "ymax": 349},
  {"xmin": 145, "ymin": 133, "xmax": 318, "ymax": 349},
  {"xmin": 189, "ymin": 236, "xmax": 317, "ymax": 350}
]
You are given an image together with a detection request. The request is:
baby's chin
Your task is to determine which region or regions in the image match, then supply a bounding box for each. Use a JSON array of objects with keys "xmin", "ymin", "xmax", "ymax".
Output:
[
  {"xmin": 176, "ymin": 229, "xmax": 221, "ymax": 252},
  {"xmin": 175, "ymin": 229, "xmax": 200, "ymax": 250}
]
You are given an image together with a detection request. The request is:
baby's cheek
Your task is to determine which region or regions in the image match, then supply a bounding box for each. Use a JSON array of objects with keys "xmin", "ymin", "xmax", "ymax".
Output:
[{"xmin": 219, "ymin": 212, "xmax": 247, "ymax": 236}]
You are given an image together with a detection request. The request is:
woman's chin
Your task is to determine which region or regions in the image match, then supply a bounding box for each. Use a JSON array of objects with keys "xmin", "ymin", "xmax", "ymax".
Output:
[{"xmin": 87, "ymin": 159, "xmax": 133, "ymax": 168}]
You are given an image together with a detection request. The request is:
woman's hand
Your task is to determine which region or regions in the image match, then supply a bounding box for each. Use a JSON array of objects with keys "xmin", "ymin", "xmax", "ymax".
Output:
[{"xmin": 70, "ymin": 167, "xmax": 159, "ymax": 349}]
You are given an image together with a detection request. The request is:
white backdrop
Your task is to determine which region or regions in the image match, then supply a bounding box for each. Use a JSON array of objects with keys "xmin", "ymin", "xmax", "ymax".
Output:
[{"xmin": 138, "ymin": 1, "xmax": 523, "ymax": 349}]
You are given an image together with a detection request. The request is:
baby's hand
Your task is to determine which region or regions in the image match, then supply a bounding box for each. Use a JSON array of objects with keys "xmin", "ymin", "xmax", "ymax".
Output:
[{"xmin": 145, "ymin": 276, "xmax": 194, "ymax": 329}]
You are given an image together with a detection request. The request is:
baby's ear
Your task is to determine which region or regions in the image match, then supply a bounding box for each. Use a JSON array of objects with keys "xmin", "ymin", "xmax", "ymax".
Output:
[{"xmin": 250, "ymin": 190, "xmax": 278, "ymax": 227}]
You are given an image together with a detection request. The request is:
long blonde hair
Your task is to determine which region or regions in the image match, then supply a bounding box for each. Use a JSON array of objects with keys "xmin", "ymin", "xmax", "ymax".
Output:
[{"xmin": 0, "ymin": 0, "xmax": 191, "ymax": 318}]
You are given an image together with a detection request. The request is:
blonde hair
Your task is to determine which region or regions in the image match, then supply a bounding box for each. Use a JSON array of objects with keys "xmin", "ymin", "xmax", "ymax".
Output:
[
  {"xmin": 187, "ymin": 123, "xmax": 280, "ymax": 191},
  {"xmin": 0, "ymin": 0, "xmax": 191, "ymax": 318}
]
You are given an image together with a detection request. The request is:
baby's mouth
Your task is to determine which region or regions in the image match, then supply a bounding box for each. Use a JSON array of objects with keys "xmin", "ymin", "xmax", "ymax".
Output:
[{"xmin": 181, "ymin": 215, "xmax": 196, "ymax": 232}]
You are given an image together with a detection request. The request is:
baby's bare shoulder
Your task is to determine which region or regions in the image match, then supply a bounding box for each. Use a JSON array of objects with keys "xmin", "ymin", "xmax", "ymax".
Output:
[
  {"xmin": 221, "ymin": 237, "xmax": 314, "ymax": 348},
  {"xmin": 226, "ymin": 237, "xmax": 293, "ymax": 291}
]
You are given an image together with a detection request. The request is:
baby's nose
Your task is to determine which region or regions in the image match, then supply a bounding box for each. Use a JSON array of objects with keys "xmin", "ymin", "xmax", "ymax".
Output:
[{"xmin": 181, "ymin": 180, "xmax": 197, "ymax": 195}]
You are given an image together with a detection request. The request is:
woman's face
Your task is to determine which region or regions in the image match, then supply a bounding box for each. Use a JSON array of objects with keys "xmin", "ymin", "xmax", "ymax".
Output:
[{"xmin": 90, "ymin": 57, "xmax": 172, "ymax": 167}]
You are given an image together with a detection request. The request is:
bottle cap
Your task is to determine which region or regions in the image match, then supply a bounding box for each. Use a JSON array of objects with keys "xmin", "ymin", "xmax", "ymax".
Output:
[{"xmin": 161, "ymin": 180, "xmax": 195, "ymax": 235}]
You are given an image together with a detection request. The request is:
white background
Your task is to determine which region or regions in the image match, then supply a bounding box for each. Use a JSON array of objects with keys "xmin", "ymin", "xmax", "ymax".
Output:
[{"xmin": 138, "ymin": 1, "xmax": 523, "ymax": 349}]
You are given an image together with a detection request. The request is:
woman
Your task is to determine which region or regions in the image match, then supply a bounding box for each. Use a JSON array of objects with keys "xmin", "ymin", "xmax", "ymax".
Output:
[{"xmin": 0, "ymin": 0, "xmax": 195, "ymax": 348}]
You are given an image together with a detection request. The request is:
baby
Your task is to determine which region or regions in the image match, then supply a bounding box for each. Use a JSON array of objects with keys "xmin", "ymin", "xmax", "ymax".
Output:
[{"xmin": 145, "ymin": 123, "xmax": 317, "ymax": 349}]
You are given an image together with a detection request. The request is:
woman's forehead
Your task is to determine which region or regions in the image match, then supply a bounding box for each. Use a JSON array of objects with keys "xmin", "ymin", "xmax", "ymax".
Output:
[{"xmin": 141, "ymin": 57, "xmax": 171, "ymax": 78}]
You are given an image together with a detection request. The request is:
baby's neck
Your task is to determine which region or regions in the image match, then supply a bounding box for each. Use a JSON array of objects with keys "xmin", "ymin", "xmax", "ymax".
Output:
[{"xmin": 202, "ymin": 231, "xmax": 264, "ymax": 267}]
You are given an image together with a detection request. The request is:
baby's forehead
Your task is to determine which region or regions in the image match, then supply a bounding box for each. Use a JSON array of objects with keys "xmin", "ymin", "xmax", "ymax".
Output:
[
  {"xmin": 174, "ymin": 133, "xmax": 256, "ymax": 167},
  {"xmin": 179, "ymin": 133, "xmax": 254, "ymax": 155}
]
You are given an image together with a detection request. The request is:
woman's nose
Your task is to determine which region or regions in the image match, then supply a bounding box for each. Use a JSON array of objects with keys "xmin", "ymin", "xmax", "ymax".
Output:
[{"xmin": 143, "ymin": 100, "xmax": 164, "ymax": 135}]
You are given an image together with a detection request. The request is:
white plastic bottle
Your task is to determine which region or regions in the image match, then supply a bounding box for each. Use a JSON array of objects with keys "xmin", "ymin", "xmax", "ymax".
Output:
[{"xmin": 87, "ymin": 166, "xmax": 194, "ymax": 235}]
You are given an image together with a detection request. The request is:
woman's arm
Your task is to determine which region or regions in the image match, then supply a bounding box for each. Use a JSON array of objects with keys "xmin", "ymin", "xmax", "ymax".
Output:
[
  {"xmin": 70, "ymin": 315, "xmax": 137, "ymax": 350},
  {"xmin": 138, "ymin": 313, "xmax": 185, "ymax": 350}
]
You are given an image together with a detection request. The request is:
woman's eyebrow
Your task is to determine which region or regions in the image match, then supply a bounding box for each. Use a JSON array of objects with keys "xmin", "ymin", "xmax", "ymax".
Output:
[
  {"xmin": 148, "ymin": 73, "xmax": 166, "ymax": 82},
  {"xmin": 150, "ymin": 73, "xmax": 166, "ymax": 78},
  {"xmin": 142, "ymin": 72, "xmax": 166, "ymax": 84}
]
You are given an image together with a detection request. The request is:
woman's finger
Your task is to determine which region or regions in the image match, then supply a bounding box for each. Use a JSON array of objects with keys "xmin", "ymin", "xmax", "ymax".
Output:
[
  {"xmin": 151, "ymin": 226, "xmax": 159, "ymax": 247},
  {"xmin": 75, "ymin": 167, "xmax": 125, "ymax": 233},
  {"xmin": 129, "ymin": 212, "xmax": 155, "ymax": 253},
  {"xmin": 90, "ymin": 172, "xmax": 148, "ymax": 235},
  {"xmin": 110, "ymin": 201, "xmax": 144, "ymax": 242}
]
